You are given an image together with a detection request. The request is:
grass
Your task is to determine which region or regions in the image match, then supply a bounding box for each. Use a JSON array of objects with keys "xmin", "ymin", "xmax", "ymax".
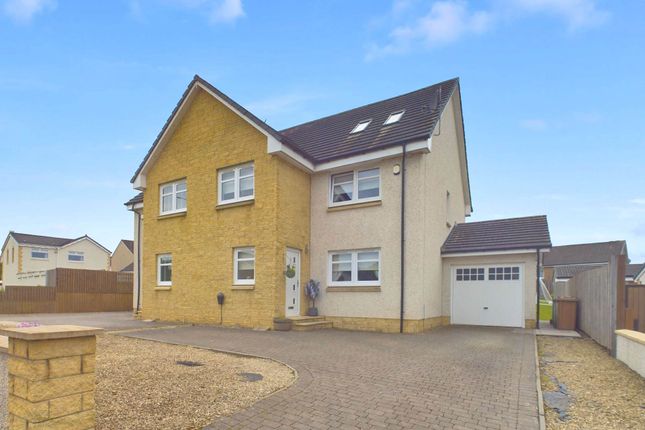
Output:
[{"xmin": 539, "ymin": 300, "xmax": 552, "ymax": 321}]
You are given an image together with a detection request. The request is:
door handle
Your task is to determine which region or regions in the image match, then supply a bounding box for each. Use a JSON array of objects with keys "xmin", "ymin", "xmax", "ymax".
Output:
[{"xmin": 483, "ymin": 307, "xmax": 489, "ymax": 310}]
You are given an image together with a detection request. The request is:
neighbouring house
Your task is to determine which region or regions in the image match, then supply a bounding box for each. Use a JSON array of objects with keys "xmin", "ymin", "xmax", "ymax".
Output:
[
  {"xmin": 0, "ymin": 232, "xmax": 111, "ymax": 287},
  {"xmin": 111, "ymin": 239, "xmax": 134, "ymax": 272},
  {"xmin": 125, "ymin": 75, "xmax": 551, "ymax": 332},
  {"xmin": 542, "ymin": 240, "xmax": 628, "ymax": 296},
  {"xmin": 625, "ymin": 263, "xmax": 645, "ymax": 284}
]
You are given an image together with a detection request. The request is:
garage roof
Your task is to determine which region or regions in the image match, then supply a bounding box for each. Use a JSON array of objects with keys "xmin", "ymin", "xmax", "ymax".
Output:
[
  {"xmin": 441, "ymin": 215, "xmax": 551, "ymax": 254},
  {"xmin": 542, "ymin": 240, "xmax": 627, "ymax": 266}
]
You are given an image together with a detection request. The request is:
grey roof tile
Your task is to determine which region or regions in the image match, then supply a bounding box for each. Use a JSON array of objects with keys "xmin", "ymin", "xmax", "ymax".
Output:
[
  {"xmin": 441, "ymin": 215, "xmax": 551, "ymax": 254},
  {"xmin": 543, "ymin": 241, "xmax": 627, "ymax": 266}
]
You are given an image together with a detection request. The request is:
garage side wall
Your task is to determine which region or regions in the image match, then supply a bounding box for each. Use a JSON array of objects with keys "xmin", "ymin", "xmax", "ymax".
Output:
[{"xmin": 442, "ymin": 252, "xmax": 538, "ymax": 328}]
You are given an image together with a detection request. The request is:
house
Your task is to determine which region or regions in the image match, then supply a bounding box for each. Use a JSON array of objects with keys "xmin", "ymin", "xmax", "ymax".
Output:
[
  {"xmin": 0, "ymin": 232, "xmax": 111, "ymax": 287},
  {"xmin": 626, "ymin": 263, "xmax": 645, "ymax": 284},
  {"xmin": 542, "ymin": 240, "xmax": 628, "ymax": 295},
  {"xmin": 125, "ymin": 75, "xmax": 551, "ymax": 332},
  {"xmin": 111, "ymin": 239, "xmax": 134, "ymax": 272}
]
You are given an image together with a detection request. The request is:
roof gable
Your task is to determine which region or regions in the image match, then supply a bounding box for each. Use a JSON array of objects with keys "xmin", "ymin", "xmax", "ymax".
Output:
[
  {"xmin": 3, "ymin": 232, "xmax": 110, "ymax": 254},
  {"xmin": 131, "ymin": 76, "xmax": 468, "ymax": 190}
]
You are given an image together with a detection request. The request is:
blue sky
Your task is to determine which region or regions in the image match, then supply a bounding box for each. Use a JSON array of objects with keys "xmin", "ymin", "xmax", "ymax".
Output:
[{"xmin": 0, "ymin": 0, "xmax": 643, "ymax": 261}]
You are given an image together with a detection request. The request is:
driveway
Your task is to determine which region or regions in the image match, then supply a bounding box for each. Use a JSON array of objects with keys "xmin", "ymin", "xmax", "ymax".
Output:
[
  {"xmin": 123, "ymin": 325, "xmax": 540, "ymax": 429},
  {"xmin": 0, "ymin": 311, "xmax": 172, "ymax": 331}
]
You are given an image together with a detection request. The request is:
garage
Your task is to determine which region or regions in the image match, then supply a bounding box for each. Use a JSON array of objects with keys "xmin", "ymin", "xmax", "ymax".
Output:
[
  {"xmin": 451, "ymin": 264, "xmax": 523, "ymax": 327},
  {"xmin": 441, "ymin": 215, "xmax": 552, "ymax": 329}
]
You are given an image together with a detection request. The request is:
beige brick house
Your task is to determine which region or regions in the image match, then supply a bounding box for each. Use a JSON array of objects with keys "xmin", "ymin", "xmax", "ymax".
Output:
[
  {"xmin": 0, "ymin": 232, "xmax": 111, "ymax": 287},
  {"xmin": 126, "ymin": 75, "xmax": 551, "ymax": 332}
]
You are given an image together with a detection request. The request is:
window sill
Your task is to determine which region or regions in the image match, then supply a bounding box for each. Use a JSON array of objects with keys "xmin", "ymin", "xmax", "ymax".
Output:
[
  {"xmin": 216, "ymin": 199, "xmax": 254, "ymax": 210},
  {"xmin": 326, "ymin": 286, "xmax": 381, "ymax": 292},
  {"xmin": 155, "ymin": 286, "xmax": 172, "ymax": 291},
  {"xmin": 327, "ymin": 200, "xmax": 382, "ymax": 212},
  {"xmin": 232, "ymin": 285, "xmax": 255, "ymax": 290},
  {"xmin": 158, "ymin": 211, "xmax": 186, "ymax": 220}
]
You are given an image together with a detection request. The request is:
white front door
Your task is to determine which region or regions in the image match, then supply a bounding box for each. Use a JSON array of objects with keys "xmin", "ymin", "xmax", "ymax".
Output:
[
  {"xmin": 451, "ymin": 264, "xmax": 524, "ymax": 328},
  {"xmin": 285, "ymin": 248, "xmax": 300, "ymax": 317}
]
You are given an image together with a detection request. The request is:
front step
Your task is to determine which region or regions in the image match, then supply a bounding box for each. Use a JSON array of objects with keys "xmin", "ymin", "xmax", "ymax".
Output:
[{"xmin": 288, "ymin": 316, "xmax": 332, "ymax": 331}]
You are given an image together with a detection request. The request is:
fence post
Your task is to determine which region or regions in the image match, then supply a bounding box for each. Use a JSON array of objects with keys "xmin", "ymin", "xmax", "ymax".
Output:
[{"xmin": 1, "ymin": 325, "xmax": 103, "ymax": 429}]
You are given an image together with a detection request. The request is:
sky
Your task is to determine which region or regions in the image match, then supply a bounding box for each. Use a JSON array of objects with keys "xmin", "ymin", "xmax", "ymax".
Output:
[{"xmin": 0, "ymin": 0, "xmax": 643, "ymax": 261}]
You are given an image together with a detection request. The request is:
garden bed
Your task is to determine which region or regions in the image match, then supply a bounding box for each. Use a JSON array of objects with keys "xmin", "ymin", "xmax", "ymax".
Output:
[
  {"xmin": 538, "ymin": 336, "xmax": 645, "ymax": 429},
  {"xmin": 96, "ymin": 334, "xmax": 295, "ymax": 429}
]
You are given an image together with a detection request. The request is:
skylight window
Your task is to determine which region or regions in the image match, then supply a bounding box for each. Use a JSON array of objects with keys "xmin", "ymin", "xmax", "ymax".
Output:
[
  {"xmin": 350, "ymin": 119, "xmax": 371, "ymax": 134},
  {"xmin": 384, "ymin": 110, "xmax": 405, "ymax": 125}
]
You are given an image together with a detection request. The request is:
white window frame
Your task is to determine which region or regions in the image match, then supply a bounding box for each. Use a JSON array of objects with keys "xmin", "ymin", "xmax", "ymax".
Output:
[
  {"xmin": 157, "ymin": 254, "xmax": 172, "ymax": 286},
  {"xmin": 234, "ymin": 247, "xmax": 255, "ymax": 285},
  {"xmin": 159, "ymin": 179, "xmax": 187, "ymax": 215},
  {"xmin": 383, "ymin": 110, "xmax": 405, "ymax": 125},
  {"xmin": 31, "ymin": 248, "xmax": 48, "ymax": 260},
  {"xmin": 218, "ymin": 163, "xmax": 255, "ymax": 205},
  {"xmin": 329, "ymin": 167, "xmax": 381, "ymax": 207},
  {"xmin": 350, "ymin": 119, "xmax": 372, "ymax": 134},
  {"xmin": 68, "ymin": 251, "xmax": 84, "ymax": 263},
  {"xmin": 328, "ymin": 249, "xmax": 381, "ymax": 287}
]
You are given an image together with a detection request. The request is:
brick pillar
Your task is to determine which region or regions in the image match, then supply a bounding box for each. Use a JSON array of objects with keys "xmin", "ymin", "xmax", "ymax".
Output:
[{"xmin": 0, "ymin": 325, "xmax": 103, "ymax": 430}]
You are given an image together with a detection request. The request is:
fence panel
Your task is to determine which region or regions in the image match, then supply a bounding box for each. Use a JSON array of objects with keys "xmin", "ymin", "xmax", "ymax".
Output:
[
  {"xmin": 624, "ymin": 284, "xmax": 645, "ymax": 332},
  {"xmin": 0, "ymin": 268, "xmax": 133, "ymax": 314}
]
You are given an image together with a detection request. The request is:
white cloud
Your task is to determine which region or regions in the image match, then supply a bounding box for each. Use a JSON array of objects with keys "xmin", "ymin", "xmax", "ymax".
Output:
[
  {"xmin": 368, "ymin": 0, "xmax": 608, "ymax": 59},
  {"xmin": 210, "ymin": 0, "xmax": 244, "ymax": 23},
  {"xmin": 519, "ymin": 118, "xmax": 547, "ymax": 131},
  {"xmin": 245, "ymin": 91, "xmax": 324, "ymax": 118},
  {"xmin": 630, "ymin": 198, "xmax": 645, "ymax": 205},
  {"xmin": 367, "ymin": 1, "xmax": 492, "ymax": 60},
  {"xmin": 3, "ymin": 0, "xmax": 55, "ymax": 23},
  {"xmin": 511, "ymin": 0, "xmax": 609, "ymax": 31}
]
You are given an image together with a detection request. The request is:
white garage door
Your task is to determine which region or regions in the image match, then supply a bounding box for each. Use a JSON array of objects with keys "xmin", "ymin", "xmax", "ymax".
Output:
[{"xmin": 452, "ymin": 264, "xmax": 524, "ymax": 328}]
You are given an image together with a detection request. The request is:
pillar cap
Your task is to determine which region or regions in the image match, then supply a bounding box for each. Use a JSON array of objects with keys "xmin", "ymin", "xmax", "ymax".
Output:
[{"xmin": 0, "ymin": 325, "xmax": 103, "ymax": 340}]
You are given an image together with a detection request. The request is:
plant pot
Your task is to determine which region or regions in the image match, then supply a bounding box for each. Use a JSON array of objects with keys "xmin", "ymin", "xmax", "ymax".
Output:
[
  {"xmin": 273, "ymin": 318, "xmax": 292, "ymax": 331},
  {"xmin": 307, "ymin": 307, "xmax": 319, "ymax": 317}
]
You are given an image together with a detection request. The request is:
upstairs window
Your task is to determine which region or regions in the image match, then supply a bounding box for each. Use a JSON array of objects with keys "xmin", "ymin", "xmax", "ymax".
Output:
[
  {"xmin": 218, "ymin": 163, "xmax": 254, "ymax": 205},
  {"xmin": 160, "ymin": 179, "xmax": 187, "ymax": 215},
  {"xmin": 68, "ymin": 251, "xmax": 84, "ymax": 262},
  {"xmin": 330, "ymin": 168, "xmax": 380, "ymax": 206},
  {"xmin": 31, "ymin": 248, "xmax": 48, "ymax": 260},
  {"xmin": 384, "ymin": 110, "xmax": 405, "ymax": 125},
  {"xmin": 350, "ymin": 119, "xmax": 371, "ymax": 134}
]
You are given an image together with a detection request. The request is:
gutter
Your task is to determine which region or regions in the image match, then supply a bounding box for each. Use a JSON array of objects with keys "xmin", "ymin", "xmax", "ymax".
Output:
[
  {"xmin": 136, "ymin": 211, "xmax": 142, "ymax": 313},
  {"xmin": 400, "ymin": 142, "xmax": 407, "ymax": 334}
]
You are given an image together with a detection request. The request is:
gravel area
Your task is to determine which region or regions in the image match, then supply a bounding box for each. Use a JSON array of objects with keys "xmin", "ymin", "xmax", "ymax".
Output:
[
  {"xmin": 538, "ymin": 336, "xmax": 645, "ymax": 429},
  {"xmin": 96, "ymin": 334, "xmax": 295, "ymax": 429},
  {"xmin": 0, "ymin": 353, "xmax": 6, "ymax": 430}
]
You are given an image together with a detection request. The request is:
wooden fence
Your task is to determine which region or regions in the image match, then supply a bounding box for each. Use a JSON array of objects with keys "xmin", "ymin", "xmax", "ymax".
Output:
[
  {"xmin": 0, "ymin": 268, "xmax": 133, "ymax": 314},
  {"xmin": 620, "ymin": 283, "xmax": 645, "ymax": 333}
]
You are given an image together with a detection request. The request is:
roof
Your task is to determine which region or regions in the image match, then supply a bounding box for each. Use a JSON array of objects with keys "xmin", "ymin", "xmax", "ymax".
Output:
[
  {"xmin": 2, "ymin": 232, "xmax": 111, "ymax": 254},
  {"xmin": 10, "ymin": 232, "xmax": 76, "ymax": 247},
  {"xmin": 626, "ymin": 263, "xmax": 645, "ymax": 278},
  {"xmin": 130, "ymin": 75, "xmax": 304, "ymax": 184},
  {"xmin": 543, "ymin": 241, "xmax": 627, "ymax": 267},
  {"xmin": 124, "ymin": 193, "xmax": 143, "ymax": 206},
  {"xmin": 280, "ymin": 78, "xmax": 458, "ymax": 163},
  {"xmin": 441, "ymin": 215, "xmax": 551, "ymax": 254},
  {"xmin": 555, "ymin": 264, "xmax": 605, "ymax": 279},
  {"xmin": 131, "ymin": 75, "xmax": 462, "ymax": 181},
  {"xmin": 121, "ymin": 240, "xmax": 134, "ymax": 253},
  {"xmin": 120, "ymin": 263, "xmax": 134, "ymax": 272}
]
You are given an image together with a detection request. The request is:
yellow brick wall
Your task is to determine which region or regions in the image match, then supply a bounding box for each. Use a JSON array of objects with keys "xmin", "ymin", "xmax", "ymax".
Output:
[{"xmin": 141, "ymin": 88, "xmax": 310, "ymax": 328}]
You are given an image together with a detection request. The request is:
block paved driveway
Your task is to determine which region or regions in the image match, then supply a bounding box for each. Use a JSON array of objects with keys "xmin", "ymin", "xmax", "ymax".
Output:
[{"xmin": 123, "ymin": 325, "xmax": 539, "ymax": 429}]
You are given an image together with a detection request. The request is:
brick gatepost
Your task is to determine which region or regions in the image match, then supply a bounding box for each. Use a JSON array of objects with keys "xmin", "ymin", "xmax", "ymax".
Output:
[{"xmin": 1, "ymin": 325, "xmax": 103, "ymax": 430}]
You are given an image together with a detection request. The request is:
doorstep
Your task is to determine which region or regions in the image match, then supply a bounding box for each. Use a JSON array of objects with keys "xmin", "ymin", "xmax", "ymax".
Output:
[{"xmin": 288, "ymin": 316, "xmax": 332, "ymax": 331}]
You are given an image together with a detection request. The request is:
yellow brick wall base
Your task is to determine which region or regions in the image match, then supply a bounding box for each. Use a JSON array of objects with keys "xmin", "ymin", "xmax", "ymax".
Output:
[
  {"xmin": 525, "ymin": 319, "xmax": 536, "ymax": 329},
  {"xmin": 326, "ymin": 316, "xmax": 449, "ymax": 334}
]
